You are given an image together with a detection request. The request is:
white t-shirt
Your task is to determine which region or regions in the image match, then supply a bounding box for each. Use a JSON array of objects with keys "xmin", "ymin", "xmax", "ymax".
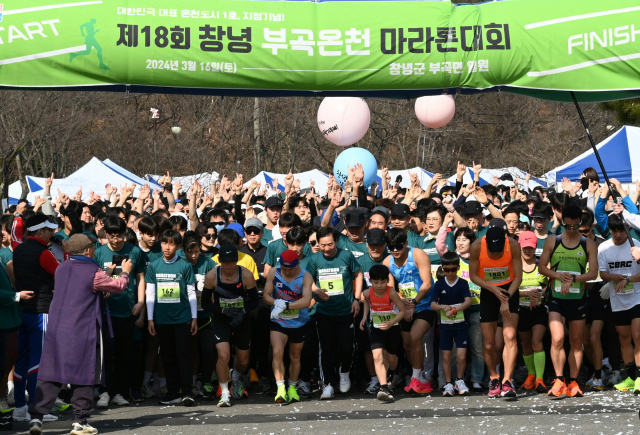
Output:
[{"xmin": 597, "ymin": 238, "xmax": 640, "ymax": 312}]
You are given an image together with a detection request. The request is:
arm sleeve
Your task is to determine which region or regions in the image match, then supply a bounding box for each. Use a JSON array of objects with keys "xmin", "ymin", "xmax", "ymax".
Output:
[
  {"xmin": 357, "ymin": 185, "xmax": 367, "ymax": 208},
  {"xmin": 244, "ymin": 286, "xmax": 259, "ymax": 312},
  {"xmin": 622, "ymin": 209, "xmax": 640, "ymax": 232},
  {"xmin": 435, "ymin": 227, "xmax": 449, "ymax": 257},
  {"xmin": 187, "ymin": 283, "xmax": 197, "ymax": 318},
  {"xmin": 39, "ymin": 250, "xmax": 59, "ymax": 276},
  {"xmin": 454, "ymin": 180, "xmax": 462, "ymax": 197},
  {"xmin": 201, "ymin": 287, "xmax": 222, "ymax": 315},
  {"xmin": 594, "ymin": 195, "xmax": 608, "ymax": 233},
  {"xmin": 622, "ymin": 196, "xmax": 640, "ymax": 215},
  {"xmin": 453, "ymin": 194, "xmax": 468, "ymax": 208},
  {"xmin": 586, "ymin": 194, "xmax": 596, "ymax": 214},
  {"xmin": 146, "ymin": 283, "xmax": 156, "ymax": 320},
  {"xmin": 93, "ymin": 269, "xmax": 129, "ymax": 294},
  {"xmin": 234, "ymin": 194, "xmax": 245, "ymax": 225}
]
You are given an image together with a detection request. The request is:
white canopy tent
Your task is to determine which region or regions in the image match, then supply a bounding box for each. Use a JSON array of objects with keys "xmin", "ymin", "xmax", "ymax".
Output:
[
  {"xmin": 447, "ymin": 167, "xmax": 546, "ymax": 190},
  {"xmin": 146, "ymin": 171, "xmax": 220, "ymax": 195},
  {"xmin": 245, "ymin": 170, "xmax": 330, "ymax": 196}
]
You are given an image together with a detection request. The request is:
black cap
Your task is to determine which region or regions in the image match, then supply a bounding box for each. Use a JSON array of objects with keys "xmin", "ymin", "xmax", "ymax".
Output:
[
  {"xmin": 461, "ymin": 200, "xmax": 483, "ymax": 216},
  {"xmin": 356, "ymin": 207, "xmax": 371, "ymax": 220},
  {"xmin": 530, "ymin": 210, "xmax": 550, "ymax": 219},
  {"xmin": 265, "ymin": 196, "xmax": 283, "ymax": 208},
  {"xmin": 345, "ymin": 209, "xmax": 366, "ymax": 228},
  {"xmin": 390, "ymin": 203, "xmax": 410, "ymax": 217},
  {"xmin": 218, "ymin": 244, "xmax": 239, "ymax": 263},
  {"xmin": 366, "ymin": 229, "xmax": 386, "ymax": 245},
  {"xmin": 486, "ymin": 218, "xmax": 507, "ymax": 253}
]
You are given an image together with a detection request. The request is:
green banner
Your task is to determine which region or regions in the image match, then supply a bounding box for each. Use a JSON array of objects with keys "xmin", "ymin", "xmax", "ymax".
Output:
[{"xmin": 1, "ymin": 0, "xmax": 640, "ymax": 101}]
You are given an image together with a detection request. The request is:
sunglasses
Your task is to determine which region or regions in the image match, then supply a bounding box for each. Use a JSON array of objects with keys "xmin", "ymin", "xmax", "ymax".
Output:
[
  {"xmin": 245, "ymin": 227, "xmax": 261, "ymax": 236},
  {"xmin": 211, "ymin": 221, "xmax": 225, "ymax": 226},
  {"xmin": 388, "ymin": 244, "xmax": 404, "ymax": 252},
  {"xmin": 202, "ymin": 234, "xmax": 215, "ymax": 241},
  {"xmin": 579, "ymin": 228, "xmax": 591, "ymax": 235},
  {"xmin": 563, "ymin": 223, "xmax": 580, "ymax": 230},
  {"xmin": 442, "ymin": 267, "xmax": 458, "ymax": 273},
  {"xmin": 309, "ymin": 240, "xmax": 317, "ymax": 247}
]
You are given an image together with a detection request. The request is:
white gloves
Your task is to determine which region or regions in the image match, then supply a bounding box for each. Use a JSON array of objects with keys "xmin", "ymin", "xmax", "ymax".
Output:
[
  {"xmin": 600, "ymin": 281, "xmax": 612, "ymax": 300},
  {"xmin": 271, "ymin": 299, "xmax": 287, "ymax": 319}
]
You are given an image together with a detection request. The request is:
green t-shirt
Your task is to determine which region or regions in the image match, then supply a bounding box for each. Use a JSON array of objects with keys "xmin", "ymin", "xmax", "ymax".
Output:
[
  {"xmin": 261, "ymin": 228, "xmax": 274, "ymax": 247},
  {"xmin": 446, "ymin": 226, "xmax": 488, "ymax": 252},
  {"xmin": 0, "ymin": 247, "xmax": 13, "ymax": 266},
  {"xmin": 337, "ymin": 233, "xmax": 368, "ymax": 263},
  {"xmin": 265, "ymin": 239, "xmax": 313, "ymax": 266},
  {"xmin": 140, "ymin": 242, "xmax": 164, "ymax": 268},
  {"xmin": 408, "ymin": 232, "xmax": 441, "ymax": 265},
  {"xmin": 306, "ymin": 249, "xmax": 361, "ymax": 317},
  {"xmin": 54, "ymin": 229, "xmax": 70, "ymax": 241},
  {"xmin": 146, "ymin": 256, "xmax": 196, "ymax": 324},
  {"xmin": 94, "ymin": 243, "xmax": 146, "ymax": 318},
  {"xmin": 191, "ymin": 256, "xmax": 216, "ymax": 319},
  {"xmin": 358, "ymin": 253, "xmax": 387, "ymax": 288}
]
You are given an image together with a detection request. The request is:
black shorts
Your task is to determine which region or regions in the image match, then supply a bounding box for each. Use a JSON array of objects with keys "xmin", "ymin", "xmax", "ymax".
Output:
[
  {"xmin": 586, "ymin": 283, "xmax": 609, "ymax": 324},
  {"xmin": 440, "ymin": 325, "xmax": 468, "ymax": 351},
  {"xmin": 480, "ymin": 285, "xmax": 520, "ymax": 323},
  {"xmin": 211, "ymin": 314, "xmax": 252, "ymax": 350},
  {"xmin": 270, "ymin": 321, "xmax": 309, "ymax": 343},
  {"xmin": 612, "ymin": 304, "xmax": 640, "ymax": 327},
  {"xmin": 517, "ymin": 304, "xmax": 548, "ymax": 332},
  {"xmin": 400, "ymin": 309, "xmax": 437, "ymax": 332},
  {"xmin": 368, "ymin": 325, "xmax": 401, "ymax": 354},
  {"xmin": 547, "ymin": 294, "xmax": 588, "ymax": 322}
]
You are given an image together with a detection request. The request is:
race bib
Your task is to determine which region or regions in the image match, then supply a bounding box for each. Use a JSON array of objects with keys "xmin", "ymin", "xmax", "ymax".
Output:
[
  {"xmin": 157, "ymin": 282, "xmax": 180, "ymax": 303},
  {"xmin": 220, "ymin": 297, "xmax": 244, "ymax": 308},
  {"xmin": 614, "ymin": 280, "xmax": 635, "ymax": 295},
  {"xmin": 320, "ymin": 274, "xmax": 344, "ymax": 296},
  {"xmin": 280, "ymin": 308, "xmax": 299, "ymax": 320},
  {"xmin": 440, "ymin": 304, "xmax": 464, "ymax": 324},
  {"xmin": 484, "ymin": 266, "xmax": 510, "ymax": 284},
  {"xmin": 398, "ymin": 282, "xmax": 417, "ymax": 298},
  {"xmin": 519, "ymin": 287, "xmax": 541, "ymax": 307},
  {"xmin": 554, "ymin": 270, "xmax": 581, "ymax": 293},
  {"xmin": 372, "ymin": 310, "xmax": 396, "ymax": 328}
]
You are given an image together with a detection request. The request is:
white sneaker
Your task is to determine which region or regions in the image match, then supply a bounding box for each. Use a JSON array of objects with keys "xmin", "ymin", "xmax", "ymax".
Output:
[
  {"xmin": 52, "ymin": 397, "xmax": 69, "ymax": 412},
  {"xmin": 320, "ymin": 384, "xmax": 334, "ymax": 400},
  {"xmin": 339, "ymin": 373, "xmax": 351, "ymax": 393},
  {"xmin": 455, "ymin": 379, "xmax": 470, "ymax": 396},
  {"xmin": 217, "ymin": 392, "xmax": 231, "ymax": 407},
  {"xmin": 443, "ymin": 383, "xmax": 455, "ymax": 397},
  {"xmin": 43, "ymin": 414, "xmax": 58, "ymax": 422},
  {"xmin": 71, "ymin": 422, "xmax": 98, "ymax": 435},
  {"xmin": 586, "ymin": 377, "xmax": 594, "ymax": 387},
  {"xmin": 96, "ymin": 392, "xmax": 110, "ymax": 408},
  {"xmin": 141, "ymin": 382, "xmax": 155, "ymax": 398},
  {"xmin": 13, "ymin": 405, "xmax": 30, "ymax": 421},
  {"xmin": 607, "ymin": 370, "xmax": 623, "ymax": 388},
  {"xmin": 111, "ymin": 394, "xmax": 129, "ymax": 406}
]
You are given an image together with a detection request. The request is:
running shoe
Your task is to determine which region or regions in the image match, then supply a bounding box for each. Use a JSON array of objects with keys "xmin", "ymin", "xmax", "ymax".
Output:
[
  {"xmin": 250, "ymin": 369, "xmax": 260, "ymax": 384},
  {"xmin": 404, "ymin": 377, "xmax": 433, "ymax": 394},
  {"xmin": 320, "ymin": 384, "xmax": 334, "ymax": 400},
  {"xmin": 377, "ymin": 384, "xmax": 394, "ymax": 403},
  {"xmin": 202, "ymin": 383, "xmax": 215, "ymax": 400},
  {"xmin": 52, "ymin": 397, "xmax": 71, "ymax": 412},
  {"xmin": 96, "ymin": 392, "xmax": 110, "ymax": 408},
  {"xmin": 615, "ymin": 377, "xmax": 635, "ymax": 392},
  {"xmin": 296, "ymin": 380, "xmax": 313, "ymax": 399},
  {"xmin": 231, "ymin": 380, "xmax": 248, "ymax": 399},
  {"xmin": 455, "ymin": 379, "xmax": 470, "ymax": 396},
  {"xmin": 192, "ymin": 381, "xmax": 202, "ymax": 397},
  {"xmin": 585, "ymin": 376, "xmax": 594, "ymax": 388},
  {"xmin": 364, "ymin": 379, "xmax": 380, "ymax": 394},
  {"xmin": 182, "ymin": 396, "xmax": 195, "ymax": 406},
  {"xmin": 159, "ymin": 392, "xmax": 181, "ymax": 405},
  {"xmin": 567, "ymin": 380, "xmax": 583, "ymax": 397},
  {"xmin": 390, "ymin": 373, "xmax": 404, "ymax": 390},
  {"xmin": 488, "ymin": 379, "xmax": 501, "ymax": 398},
  {"xmin": 111, "ymin": 394, "xmax": 129, "ymax": 406},
  {"xmin": 548, "ymin": 379, "xmax": 568, "ymax": 399},
  {"xmin": 535, "ymin": 378, "xmax": 548, "ymax": 394},
  {"xmin": 275, "ymin": 384, "xmax": 288, "ymax": 403},
  {"xmin": 521, "ymin": 374, "xmax": 536, "ymax": 390},
  {"xmin": 339, "ymin": 372, "xmax": 351, "ymax": 393},
  {"xmin": 288, "ymin": 384, "xmax": 300, "ymax": 403},
  {"xmin": 29, "ymin": 419, "xmax": 42, "ymax": 435},
  {"xmin": 501, "ymin": 380, "xmax": 517, "ymax": 398},
  {"xmin": 607, "ymin": 370, "xmax": 623, "ymax": 388},
  {"xmin": 590, "ymin": 377, "xmax": 604, "ymax": 391},
  {"xmin": 70, "ymin": 422, "xmax": 98, "ymax": 435},
  {"xmin": 443, "ymin": 383, "xmax": 455, "ymax": 397},
  {"xmin": 141, "ymin": 382, "xmax": 155, "ymax": 398},
  {"xmin": 634, "ymin": 378, "xmax": 640, "ymax": 395},
  {"xmin": 217, "ymin": 392, "xmax": 231, "ymax": 407}
]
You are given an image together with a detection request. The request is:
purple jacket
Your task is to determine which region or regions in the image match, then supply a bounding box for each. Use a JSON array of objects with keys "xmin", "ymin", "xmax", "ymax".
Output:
[{"xmin": 38, "ymin": 256, "xmax": 129, "ymax": 385}]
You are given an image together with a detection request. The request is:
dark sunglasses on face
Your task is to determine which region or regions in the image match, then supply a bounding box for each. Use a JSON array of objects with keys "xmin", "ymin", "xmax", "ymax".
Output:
[
  {"xmin": 309, "ymin": 240, "xmax": 317, "ymax": 247},
  {"xmin": 442, "ymin": 267, "xmax": 458, "ymax": 273},
  {"xmin": 211, "ymin": 221, "xmax": 225, "ymax": 226},
  {"xmin": 563, "ymin": 223, "xmax": 580, "ymax": 230},
  {"xmin": 579, "ymin": 228, "xmax": 591, "ymax": 235},
  {"xmin": 245, "ymin": 227, "xmax": 261, "ymax": 236},
  {"xmin": 388, "ymin": 244, "xmax": 404, "ymax": 252},
  {"xmin": 202, "ymin": 234, "xmax": 215, "ymax": 241}
]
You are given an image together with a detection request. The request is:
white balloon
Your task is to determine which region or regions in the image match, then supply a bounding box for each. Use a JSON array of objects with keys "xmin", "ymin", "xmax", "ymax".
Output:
[
  {"xmin": 414, "ymin": 95, "xmax": 455, "ymax": 128},
  {"xmin": 317, "ymin": 97, "xmax": 370, "ymax": 147}
]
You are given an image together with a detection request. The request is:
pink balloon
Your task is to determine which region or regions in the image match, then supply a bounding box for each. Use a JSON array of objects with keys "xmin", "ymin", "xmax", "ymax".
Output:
[
  {"xmin": 414, "ymin": 95, "xmax": 455, "ymax": 128},
  {"xmin": 317, "ymin": 97, "xmax": 370, "ymax": 147}
]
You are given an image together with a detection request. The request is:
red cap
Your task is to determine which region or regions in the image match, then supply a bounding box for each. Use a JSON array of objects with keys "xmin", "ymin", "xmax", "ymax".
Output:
[
  {"xmin": 279, "ymin": 250, "xmax": 300, "ymax": 268},
  {"xmin": 518, "ymin": 231, "xmax": 537, "ymax": 249}
]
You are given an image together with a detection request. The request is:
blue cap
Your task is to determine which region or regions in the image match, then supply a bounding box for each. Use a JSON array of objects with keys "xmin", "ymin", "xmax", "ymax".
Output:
[{"xmin": 227, "ymin": 222, "xmax": 244, "ymax": 238}]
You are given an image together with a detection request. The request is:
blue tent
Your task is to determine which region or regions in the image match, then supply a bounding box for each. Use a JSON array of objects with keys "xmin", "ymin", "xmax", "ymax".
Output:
[{"xmin": 545, "ymin": 126, "xmax": 640, "ymax": 186}]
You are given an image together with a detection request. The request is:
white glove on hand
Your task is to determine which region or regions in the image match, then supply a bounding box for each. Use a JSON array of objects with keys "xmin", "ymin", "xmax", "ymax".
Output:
[
  {"xmin": 600, "ymin": 281, "xmax": 612, "ymax": 300},
  {"xmin": 274, "ymin": 299, "xmax": 287, "ymax": 310},
  {"xmin": 271, "ymin": 305, "xmax": 285, "ymax": 319}
]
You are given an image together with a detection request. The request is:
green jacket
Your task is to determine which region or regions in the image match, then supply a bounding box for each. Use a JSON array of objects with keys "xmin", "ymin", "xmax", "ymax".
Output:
[{"xmin": 0, "ymin": 263, "xmax": 21, "ymax": 330}]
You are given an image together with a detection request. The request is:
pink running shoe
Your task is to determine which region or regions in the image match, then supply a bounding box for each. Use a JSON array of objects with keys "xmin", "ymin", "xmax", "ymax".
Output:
[
  {"xmin": 488, "ymin": 379, "xmax": 502, "ymax": 398},
  {"xmin": 404, "ymin": 377, "xmax": 420, "ymax": 394},
  {"xmin": 404, "ymin": 377, "xmax": 433, "ymax": 394},
  {"xmin": 501, "ymin": 380, "xmax": 516, "ymax": 398}
]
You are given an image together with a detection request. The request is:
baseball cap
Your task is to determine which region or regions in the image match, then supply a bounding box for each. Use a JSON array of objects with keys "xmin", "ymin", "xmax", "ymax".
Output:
[
  {"xmin": 265, "ymin": 197, "xmax": 283, "ymax": 208},
  {"xmin": 227, "ymin": 222, "xmax": 244, "ymax": 238},
  {"xmin": 461, "ymin": 200, "xmax": 483, "ymax": 216},
  {"xmin": 518, "ymin": 231, "xmax": 537, "ymax": 249},
  {"xmin": 279, "ymin": 250, "xmax": 300, "ymax": 268},
  {"xmin": 390, "ymin": 203, "xmax": 410, "ymax": 217},
  {"xmin": 530, "ymin": 209, "xmax": 550, "ymax": 219},
  {"xmin": 366, "ymin": 229, "xmax": 386, "ymax": 245},
  {"xmin": 345, "ymin": 209, "xmax": 366, "ymax": 228},
  {"xmin": 486, "ymin": 218, "xmax": 507, "ymax": 253},
  {"xmin": 68, "ymin": 233, "xmax": 97, "ymax": 253},
  {"xmin": 372, "ymin": 206, "xmax": 390, "ymax": 219},
  {"xmin": 25, "ymin": 214, "xmax": 58, "ymax": 232},
  {"xmin": 244, "ymin": 217, "xmax": 264, "ymax": 230},
  {"xmin": 218, "ymin": 244, "xmax": 238, "ymax": 263}
]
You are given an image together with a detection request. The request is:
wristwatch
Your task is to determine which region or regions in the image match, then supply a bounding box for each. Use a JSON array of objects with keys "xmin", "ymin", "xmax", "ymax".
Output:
[
  {"xmin": 410, "ymin": 298, "xmax": 417, "ymax": 305},
  {"xmin": 625, "ymin": 275, "xmax": 631, "ymax": 285},
  {"xmin": 572, "ymin": 274, "xmax": 576, "ymax": 283},
  {"xmin": 285, "ymin": 301, "xmax": 290, "ymax": 310}
]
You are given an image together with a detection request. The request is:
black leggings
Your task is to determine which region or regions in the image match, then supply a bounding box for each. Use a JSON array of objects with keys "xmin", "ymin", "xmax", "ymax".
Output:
[
  {"xmin": 156, "ymin": 322, "xmax": 193, "ymax": 396},
  {"xmin": 299, "ymin": 321, "xmax": 318, "ymax": 383},
  {"xmin": 249, "ymin": 303, "xmax": 272, "ymax": 379},
  {"xmin": 196, "ymin": 318, "xmax": 216, "ymax": 384},
  {"xmin": 102, "ymin": 315, "xmax": 135, "ymax": 396},
  {"xmin": 316, "ymin": 313, "xmax": 354, "ymax": 387}
]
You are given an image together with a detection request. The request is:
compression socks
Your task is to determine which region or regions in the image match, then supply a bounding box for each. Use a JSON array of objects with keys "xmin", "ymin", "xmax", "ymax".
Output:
[
  {"xmin": 523, "ymin": 354, "xmax": 535, "ymax": 376},
  {"xmin": 534, "ymin": 352, "xmax": 545, "ymax": 380}
]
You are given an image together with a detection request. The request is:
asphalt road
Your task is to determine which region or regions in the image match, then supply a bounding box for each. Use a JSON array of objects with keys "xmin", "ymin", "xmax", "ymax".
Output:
[{"xmin": 11, "ymin": 387, "xmax": 640, "ymax": 435}]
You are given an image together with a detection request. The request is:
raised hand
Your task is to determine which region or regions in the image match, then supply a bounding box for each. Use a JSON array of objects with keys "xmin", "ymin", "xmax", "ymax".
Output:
[
  {"xmin": 473, "ymin": 161, "xmax": 482, "ymax": 174},
  {"xmin": 354, "ymin": 163, "xmax": 365, "ymax": 183},
  {"xmin": 284, "ymin": 170, "xmax": 294, "ymax": 187},
  {"xmin": 457, "ymin": 161, "xmax": 467, "ymax": 178}
]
